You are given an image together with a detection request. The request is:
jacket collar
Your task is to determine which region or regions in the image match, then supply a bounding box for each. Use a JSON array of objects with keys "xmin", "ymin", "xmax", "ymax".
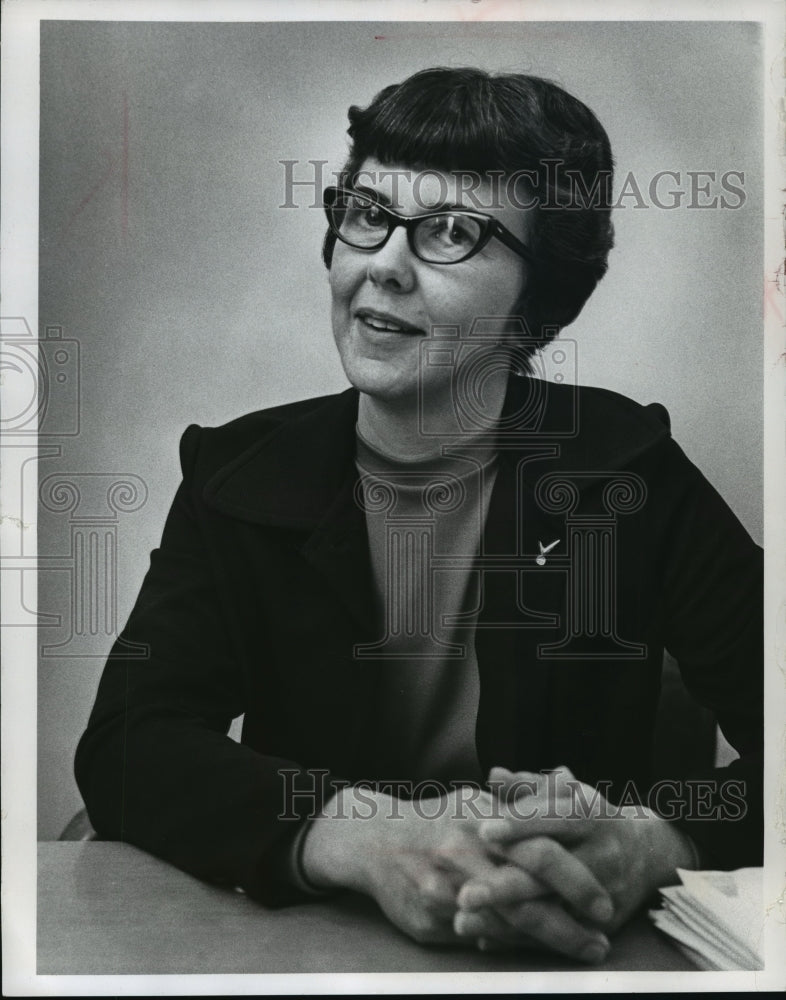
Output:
[
  {"xmin": 203, "ymin": 387, "xmax": 359, "ymax": 528},
  {"xmin": 203, "ymin": 375, "xmax": 669, "ymax": 528}
]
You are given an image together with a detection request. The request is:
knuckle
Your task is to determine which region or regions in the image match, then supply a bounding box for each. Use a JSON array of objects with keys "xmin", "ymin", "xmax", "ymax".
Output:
[
  {"xmin": 593, "ymin": 837, "xmax": 623, "ymax": 876},
  {"xmin": 438, "ymin": 831, "xmax": 474, "ymax": 870},
  {"xmin": 529, "ymin": 836, "xmax": 559, "ymax": 871},
  {"xmin": 417, "ymin": 872, "xmax": 447, "ymax": 905},
  {"xmin": 604, "ymin": 837, "xmax": 626, "ymax": 875},
  {"xmin": 442, "ymin": 825, "xmax": 469, "ymax": 852}
]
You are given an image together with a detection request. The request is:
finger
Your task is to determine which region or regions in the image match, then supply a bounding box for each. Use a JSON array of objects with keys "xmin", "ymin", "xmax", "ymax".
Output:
[
  {"xmin": 477, "ymin": 936, "xmax": 521, "ymax": 954},
  {"xmin": 488, "ymin": 770, "xmax": 602, "ymax": 827},
  {"xmin": 455, "ymin": 900, "xmax": 611, "ymax": 964},
  {"xmin": 455, "ymin": 905, "xmax": 552, "ymax": 953},
  {"xmin": 541, "ymin": 766, "xmax": 584, "ymax": 805},
  {"xmin": 479, "ymin": 811, "xmax": 593, "ymax": 845},
  {"xmin": 414, "ymin": 867, "xmax": 461, "ymax": 919},
  {"xmin": 547, "ymin": 764, "xmax": 577, "ymax": 782},
  {"xmin": 488, "ymin": 766, "xmax": 578, "ymax": 800},
  {"xmin": 398, "ymin": 852, "xmax": 462, "ymax": 921},
  {"xmin": 455, "ymin": 905, "xmax": 543, "ymax": 950},
  {"xmin": 429, "ymin": 824, "xmax": 511, "ymax": 883},
  {"xmin": 488, "ymin": 766, "xmax": 540, "ymax": 788},
  {"xmin": 453, "ymin": 909, "xmax": 511, "ymax": 938},
  {"xmin": 457, "ymin": 864, "xmax": 546, "ymax": 910},
  {"xmin": 487, "ymin": 767, "xmax": 543, "ymax": 803},
  {"xmin": 487, "ymin": 766, "xmax": 515, "ymax": 784},
  {"xmin": 481, "ymin": 836, "xmax": 615, "ymax": 925},
  {"xmin": 500, "ymin": 898, "xmax": 611, "ymax": 964}
]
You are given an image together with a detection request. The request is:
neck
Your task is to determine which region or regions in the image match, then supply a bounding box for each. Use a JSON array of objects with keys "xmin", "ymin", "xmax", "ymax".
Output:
[{"xmin": 357, "ymin": 369, "xmax": 509, "ymax": 462}]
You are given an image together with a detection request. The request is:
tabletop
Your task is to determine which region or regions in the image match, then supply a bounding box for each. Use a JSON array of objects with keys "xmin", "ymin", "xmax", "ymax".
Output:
[{"xmin": 37, "ymin": 841, "xmax": 696, "ymax": 976}]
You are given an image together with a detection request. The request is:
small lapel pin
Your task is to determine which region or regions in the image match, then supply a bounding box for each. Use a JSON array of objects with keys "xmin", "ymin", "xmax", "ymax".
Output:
[{"xmin": 536, "ymin": 539, "xmax": 560, "ymax": 566}]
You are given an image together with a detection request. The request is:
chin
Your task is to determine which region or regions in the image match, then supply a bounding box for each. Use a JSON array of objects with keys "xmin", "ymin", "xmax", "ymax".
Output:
[{"xmin": 340, "ymin": 357, "xmax": 419, "ymax": 403}]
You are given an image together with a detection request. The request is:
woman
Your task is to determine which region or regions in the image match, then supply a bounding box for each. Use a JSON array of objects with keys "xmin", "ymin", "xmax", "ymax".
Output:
[{"xmin": 75, "ymin": 68, "xmax": 762, "ymax": 964}]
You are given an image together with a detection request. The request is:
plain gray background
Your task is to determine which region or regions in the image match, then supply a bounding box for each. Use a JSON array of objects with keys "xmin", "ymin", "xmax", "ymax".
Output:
[{"xmin": 38, "ymin": 20, "xmax": 763, "ymax": 838}]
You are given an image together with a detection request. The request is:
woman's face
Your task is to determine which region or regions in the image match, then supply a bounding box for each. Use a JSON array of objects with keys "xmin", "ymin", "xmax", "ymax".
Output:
[{"xmin": 329, "ymin": 158, "xmax": 534, "ymax": 405}]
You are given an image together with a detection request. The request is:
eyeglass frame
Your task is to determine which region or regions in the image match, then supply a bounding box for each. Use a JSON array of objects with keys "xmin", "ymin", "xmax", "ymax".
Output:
[{"xmin": 323, "ymin": 185, "xmax": 536, "ymax": 266}]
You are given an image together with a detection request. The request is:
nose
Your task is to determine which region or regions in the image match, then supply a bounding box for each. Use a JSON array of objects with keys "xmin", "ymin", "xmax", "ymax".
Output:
[{"xmin": 366, "ymin": 226, "xmax": 416, "ymax": 294}]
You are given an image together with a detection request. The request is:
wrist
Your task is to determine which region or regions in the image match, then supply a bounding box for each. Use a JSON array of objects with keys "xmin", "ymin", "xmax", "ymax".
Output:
[
  {"xmin": 287, "ymin": 821, "xmax": 334, "ymax": 896},
  {"xmin": 632, "ymin": 806, "xmax": 701, "ymax": 890},
  {"xmin": 299, "ymin": 787, "xmax": 398, "ymax": 894}
]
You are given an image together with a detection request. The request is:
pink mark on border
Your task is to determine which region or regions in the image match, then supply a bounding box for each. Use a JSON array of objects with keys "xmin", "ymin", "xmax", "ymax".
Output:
[
  {"xmin": 764, "ymin": 263, "xmax": 785, "ymax": 324},
  {"xmin": 121, "ymin": 92, "xmax": 129, "ymax": 239}
]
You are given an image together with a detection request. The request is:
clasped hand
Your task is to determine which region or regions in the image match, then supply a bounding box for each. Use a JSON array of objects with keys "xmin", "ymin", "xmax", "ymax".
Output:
[{"xmin": 301, "ymin": 766, "xmax": 696, "ymax": 963}]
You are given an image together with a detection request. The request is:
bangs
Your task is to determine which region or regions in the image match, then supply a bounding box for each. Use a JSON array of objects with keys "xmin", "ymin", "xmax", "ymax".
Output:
[{"xmin": 346, "ymin": 69, "xmax": 534, "ymax": 175}]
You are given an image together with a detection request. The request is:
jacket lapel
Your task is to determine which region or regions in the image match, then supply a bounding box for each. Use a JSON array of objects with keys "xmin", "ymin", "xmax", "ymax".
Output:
[
  {"xmin": 203, "ymin": 387, "xmax": 378, "ymax": 634},
  {"xmin": 298, "ymin": 473, "xmax": 379, "ymax": 640}
]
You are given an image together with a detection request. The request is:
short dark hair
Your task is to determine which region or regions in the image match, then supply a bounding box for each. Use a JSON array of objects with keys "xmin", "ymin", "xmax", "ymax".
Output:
[{"xmin": 322, "ymin": 67, "xmax": 615, "ymax": 353}]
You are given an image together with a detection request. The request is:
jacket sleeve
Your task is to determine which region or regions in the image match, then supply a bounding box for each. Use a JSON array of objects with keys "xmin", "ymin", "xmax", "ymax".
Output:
[
  {"xmin": 653, "ymin": 437, "xmax": 763, "ymax": 869},
  {"xmin": 74, "ymin": 424, "xmax": 345, "ymax": 905}
]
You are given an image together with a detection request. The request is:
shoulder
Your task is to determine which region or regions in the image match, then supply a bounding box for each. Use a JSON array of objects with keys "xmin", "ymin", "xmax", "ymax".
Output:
[
  {"xmin": 554, "ymin": 379, "xmax": 672, "ymax": 437},
  {"xmin": 520, "ymin": 378, "xmax": 673, "ymax": 474},
  {"xmin": 178, "ymin": 390, "xmax": 352, "ymax": 480},
  {"xmin": 558, "ymin": 383, "xmax": 752, "ymax": 536}
]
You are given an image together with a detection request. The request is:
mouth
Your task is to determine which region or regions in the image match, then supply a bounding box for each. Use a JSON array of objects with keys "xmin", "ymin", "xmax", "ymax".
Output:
[{"xmin": 355, "ymin": 308, "xmax": 425, "ymax": 336}]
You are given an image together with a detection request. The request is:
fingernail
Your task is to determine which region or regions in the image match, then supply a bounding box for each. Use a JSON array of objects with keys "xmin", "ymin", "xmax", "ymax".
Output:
[
  {"xmin": 579, "ymin": 940, "xmax": 609, "ymax": 964},
  {"xmin": 459, "ymin": 885, "xmax": 491, "ymax": 910},
  {"xmin": 454, "ymin": 911, "xmax": 479, "ymax": 936},
  {"xmin": 477, "ymin": 937, "xmax": 490, "ymax": 952},
  {"xmin": 590, "ymin": 897, "xmax": 614, "ymax": 923}
]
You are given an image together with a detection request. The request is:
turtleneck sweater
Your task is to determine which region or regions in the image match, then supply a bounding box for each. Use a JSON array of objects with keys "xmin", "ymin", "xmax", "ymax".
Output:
[{"xmin": 354, "ymin": 426, "xmax": 499, "ymax": 785}]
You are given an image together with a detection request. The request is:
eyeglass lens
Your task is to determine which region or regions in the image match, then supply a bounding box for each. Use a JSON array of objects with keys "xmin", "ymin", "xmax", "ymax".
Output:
[{"xmin": 329, "ymin": 190, "xmax": 485, "ymax": 263}]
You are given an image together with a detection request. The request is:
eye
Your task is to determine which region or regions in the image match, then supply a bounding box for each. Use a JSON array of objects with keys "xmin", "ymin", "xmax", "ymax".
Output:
[
  {"xmin": 416, "ymin": 213, "xmax": 482, "ymax": 260},
  {"xmin": 345, "ymin": 194, "xmax": 387, "ymax": 231}
]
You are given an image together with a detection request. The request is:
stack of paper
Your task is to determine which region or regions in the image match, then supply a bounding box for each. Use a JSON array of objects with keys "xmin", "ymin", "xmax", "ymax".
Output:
[{"xmin": 649, "ymin": 867, "xmax": 763, "ymax": 970}]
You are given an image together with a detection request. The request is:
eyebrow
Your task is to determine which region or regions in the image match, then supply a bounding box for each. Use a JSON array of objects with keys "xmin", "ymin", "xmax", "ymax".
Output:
[{"xmin": 351, "ymin": 184, "xmax": 479, "ymax": 216}]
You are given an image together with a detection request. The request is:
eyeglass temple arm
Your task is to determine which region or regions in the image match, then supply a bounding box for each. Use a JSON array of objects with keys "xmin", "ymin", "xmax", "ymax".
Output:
[{"xmin": 491, "ymin": 221, "xmax": 535, "ymax": 263}]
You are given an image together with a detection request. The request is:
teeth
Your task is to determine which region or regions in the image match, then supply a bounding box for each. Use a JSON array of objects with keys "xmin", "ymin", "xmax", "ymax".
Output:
[{"xmin": 362, "ymin": 315, "xmax": 405, "ymax": 332}]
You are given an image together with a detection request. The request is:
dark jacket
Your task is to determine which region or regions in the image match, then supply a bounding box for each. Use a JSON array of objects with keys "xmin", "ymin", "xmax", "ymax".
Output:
[{"xmin": 75, "ymin": 377, "xmax": 763, "ymax": 905}]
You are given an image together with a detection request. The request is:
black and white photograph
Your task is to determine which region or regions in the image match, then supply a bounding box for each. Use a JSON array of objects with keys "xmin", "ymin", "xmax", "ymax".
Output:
[{"xmin": 2, "ymin": 0, "xmax": 785, "ymax": 994}]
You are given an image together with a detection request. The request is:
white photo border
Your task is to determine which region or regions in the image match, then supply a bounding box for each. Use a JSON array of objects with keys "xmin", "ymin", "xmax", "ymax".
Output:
[{"xmin": 2, "ymin": 0, "xmax": 784, "ymax": 994}]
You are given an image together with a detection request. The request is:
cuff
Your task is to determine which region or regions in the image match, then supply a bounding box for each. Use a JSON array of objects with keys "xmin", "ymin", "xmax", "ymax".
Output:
[{"xmin": 286, "ymin": 820, "xmax": 334, "ymax": 897}]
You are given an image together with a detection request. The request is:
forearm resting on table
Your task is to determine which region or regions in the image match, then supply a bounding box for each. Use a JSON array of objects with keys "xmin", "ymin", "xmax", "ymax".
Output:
[
  {"xmin": 297, "ymin": 787, "xmax": 391, "ymax": 895},
  {"xmin": 286, "ymin": 782, "xmax": 702, "ymax": 961},
  {"xmin": 293, "ymin": 785, "xmax": 701, "ymax": 908}
]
